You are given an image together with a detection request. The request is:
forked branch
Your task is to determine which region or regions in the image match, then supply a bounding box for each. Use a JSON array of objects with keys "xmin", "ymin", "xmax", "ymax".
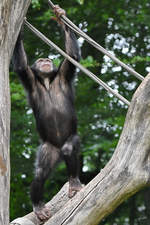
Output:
[{"xmin": 11, "ymin": 74, "xmax": 150, "ymax": 225}]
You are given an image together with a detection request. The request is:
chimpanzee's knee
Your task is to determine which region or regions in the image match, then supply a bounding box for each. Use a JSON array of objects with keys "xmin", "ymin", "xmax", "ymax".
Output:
[{"xmin": 61, "ymin": 135, "xmax": 80, "ymax": 157}]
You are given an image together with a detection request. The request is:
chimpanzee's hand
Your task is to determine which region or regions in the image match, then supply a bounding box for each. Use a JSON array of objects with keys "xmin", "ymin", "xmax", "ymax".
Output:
[{"xmin": 52, "ymin": 5, "xmax": 66, "ymax": 25}]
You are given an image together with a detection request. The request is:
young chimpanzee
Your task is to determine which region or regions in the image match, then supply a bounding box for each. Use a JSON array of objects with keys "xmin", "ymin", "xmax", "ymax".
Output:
[{"xmin": 13, "ymin": 5, "xmax": 82, "ymax": 221}]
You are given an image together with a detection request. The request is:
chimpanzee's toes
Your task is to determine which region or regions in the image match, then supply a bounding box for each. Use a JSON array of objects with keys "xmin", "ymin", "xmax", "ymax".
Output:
[
  {"xmin": 68, "ymin": 177, "xmax": 83, "ymax": 198},
  {"xmin": 34, "ymin": 204, "xmax": 51, "ymax": 221}
]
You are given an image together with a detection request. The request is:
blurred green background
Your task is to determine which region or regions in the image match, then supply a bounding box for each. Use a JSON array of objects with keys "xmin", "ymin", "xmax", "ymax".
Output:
[{"xmin": 10, "ymin": 0, "xmax": 150, "ymax": 224}]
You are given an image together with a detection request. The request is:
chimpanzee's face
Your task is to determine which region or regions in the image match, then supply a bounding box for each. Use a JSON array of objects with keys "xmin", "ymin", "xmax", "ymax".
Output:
[{"xmin": 35, "ymin": 58, "xmax": 54, "ymax": 77}]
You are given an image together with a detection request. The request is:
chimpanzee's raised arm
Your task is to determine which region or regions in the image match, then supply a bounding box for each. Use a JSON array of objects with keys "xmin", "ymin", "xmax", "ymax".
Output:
[
  {"xmin": 13, "ymin": 31, "xmax": 36, "ymax": 92},
  {"xmin": 53, "ymin": 5, "xmax": 80, "ymax": 82}
]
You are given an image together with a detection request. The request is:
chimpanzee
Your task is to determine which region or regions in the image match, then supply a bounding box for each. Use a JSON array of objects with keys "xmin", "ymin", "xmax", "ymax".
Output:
[{"xmin": 13, "ymin": 5, "xmax": 82, "ymax": 221}]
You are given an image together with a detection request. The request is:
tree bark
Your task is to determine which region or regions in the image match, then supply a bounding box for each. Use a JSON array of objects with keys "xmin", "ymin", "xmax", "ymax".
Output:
[
  {"xmin": 10, "ymin": 183, "xmax": 70, "ymax": 225},
  {"xmin": 0, "ymin": 1, "xmax": 31, "ymax": 224},
  {"xmin": 46, "ymin": 73, "xmax": 150, "ymax": 225},
  {"xmin": 44, "ymin": 73, "xmax": 150, "ymax": 225},
  {"xmin": 10, "ymin": 73, "xmax": 150, "ymax": 225}
]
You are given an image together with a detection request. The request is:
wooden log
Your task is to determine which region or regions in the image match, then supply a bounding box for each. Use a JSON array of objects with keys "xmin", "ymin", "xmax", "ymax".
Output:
[{"xmin": 10, "ymin": 183, "xmax": 70, "ymax": 225}]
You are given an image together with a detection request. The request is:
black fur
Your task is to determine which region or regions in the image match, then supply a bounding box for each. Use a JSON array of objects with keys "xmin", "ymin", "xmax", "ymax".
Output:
[{"xmin": 13, "ymin": 22, "xmax": 81, "ymax": 212}]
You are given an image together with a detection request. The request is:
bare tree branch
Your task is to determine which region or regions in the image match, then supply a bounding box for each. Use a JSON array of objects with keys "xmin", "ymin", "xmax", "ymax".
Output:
[
  {"xmin": 10, "ymin": 183, "xmax": 70, "ymax": 225},
  {"xmin": 44, "ymin": 73, "xmax": 150, "ymax": 225},
  {"xmin": 0, "ymin": 1, "xmax": 31, "ymax": 224},
  {"xmin": 10, "ymin": 73, "xmax": 150, "ymax": 225}
]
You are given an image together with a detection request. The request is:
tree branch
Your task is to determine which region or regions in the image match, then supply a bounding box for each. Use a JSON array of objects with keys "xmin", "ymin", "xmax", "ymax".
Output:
[
  {"xmin": 0, "ymin": 1, "xmax": 31, "ymax": 224},
  {"xmin": 44, "ymin": 73, "xmax": 150, "ymax": 225},
  {"xmin": 10, "ymin": 73, "xmax": 150, "ymax": 225},
  {"xmin": 10, "ymin": 183, "xmax": 70, "ymax": 225}
]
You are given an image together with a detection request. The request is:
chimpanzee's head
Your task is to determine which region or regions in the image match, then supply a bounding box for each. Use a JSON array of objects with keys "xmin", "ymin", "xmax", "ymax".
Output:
[{"xmin": 31, "ymin": 58, "xmax": 55, "ymax": 78}]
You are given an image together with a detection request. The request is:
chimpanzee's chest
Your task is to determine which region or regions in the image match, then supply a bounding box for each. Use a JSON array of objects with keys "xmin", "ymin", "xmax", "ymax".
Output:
[
  {"xmin": 37, "ymin": 80, "xmax": 74, "ymax": 117},
  {"xmin": 30, "ymin": 79, "xmax": 77, "ymax": 145}
]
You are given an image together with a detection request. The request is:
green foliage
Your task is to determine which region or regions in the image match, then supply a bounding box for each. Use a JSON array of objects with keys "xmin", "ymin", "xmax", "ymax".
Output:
[
  {"xmin": 10, "ymin": 0, "xmax": 150, "ymax": 224},
  {"xmin": 31, "ymin": 0, "xmax": 40, "ymax": 9},
  {"xmin": 81, "ymin": 56, "xmax": 100, "ymax": 68},
  {"xmin": 76, "ymin": 0, "xmax": 84, "ymax": 5}
]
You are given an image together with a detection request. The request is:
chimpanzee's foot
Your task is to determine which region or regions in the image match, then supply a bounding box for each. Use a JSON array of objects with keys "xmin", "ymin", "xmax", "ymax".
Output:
[
  {"xmin": 68, "ymin": 177, "xmax": 82, "ymax": 198},
  {"xmin": 33, "ymin": 203, "xmax": 51, "ymax": 221}
]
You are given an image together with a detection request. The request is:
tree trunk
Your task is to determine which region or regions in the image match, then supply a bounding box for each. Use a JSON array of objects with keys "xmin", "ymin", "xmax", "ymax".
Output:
[
  {"xmin": 10, "ymin": 183, "xmax": 70, "ymax": 225},
  {"xmin": 0, "ymin": 1, "xmax": 31, "ymax": 224},
  {"xmin": 44, "ymin": 73, "xmax": 150, "ymax": 225},
  {"xmin": 10, "ymin": 73, "xmax": 150, "ymax": 225}
]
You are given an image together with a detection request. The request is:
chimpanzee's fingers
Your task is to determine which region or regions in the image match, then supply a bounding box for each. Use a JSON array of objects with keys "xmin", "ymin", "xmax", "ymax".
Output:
[{"xmin": 53, "ymin": 4, "xmax": 66, "ymax": 18}]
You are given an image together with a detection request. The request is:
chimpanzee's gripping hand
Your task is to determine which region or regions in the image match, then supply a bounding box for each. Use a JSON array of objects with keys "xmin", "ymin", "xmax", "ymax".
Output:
[{"xmin": 51, "ymin": 5, "xmax": 66, "ymax": 25}]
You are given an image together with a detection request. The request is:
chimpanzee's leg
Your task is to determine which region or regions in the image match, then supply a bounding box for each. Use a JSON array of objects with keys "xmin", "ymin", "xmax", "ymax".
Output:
[
  {"xmin": 61, "ymin": 135, "xmax": 82, "ymax": 198},
  {"xmin": 30, "ymin": 142, "xmax": 60, "ymax": 221}
]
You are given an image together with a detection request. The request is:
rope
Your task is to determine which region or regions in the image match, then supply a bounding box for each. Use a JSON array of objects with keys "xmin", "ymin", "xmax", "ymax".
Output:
[
  {"xmin": 48, "ymin": 0, "xmax": 144, "ymax": 82},
  {"xmin": 24, "ymin": 19, "xmax": 130, "ymax": 106}
]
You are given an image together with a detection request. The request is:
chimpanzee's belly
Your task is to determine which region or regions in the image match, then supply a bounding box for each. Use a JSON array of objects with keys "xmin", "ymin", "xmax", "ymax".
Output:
[{"xmin": 33, "ymin": 88, "xmax": 77, "ymax": 147}]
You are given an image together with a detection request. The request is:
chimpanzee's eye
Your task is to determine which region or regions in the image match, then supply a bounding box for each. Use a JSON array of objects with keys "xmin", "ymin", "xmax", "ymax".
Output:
[
  {"xmin": 46, "ymin": 59, "xmax": 51, "ymax": 62},
  {"xmin": 38, "ymin": 58, "xmax": 44, "ymax": 63}
]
